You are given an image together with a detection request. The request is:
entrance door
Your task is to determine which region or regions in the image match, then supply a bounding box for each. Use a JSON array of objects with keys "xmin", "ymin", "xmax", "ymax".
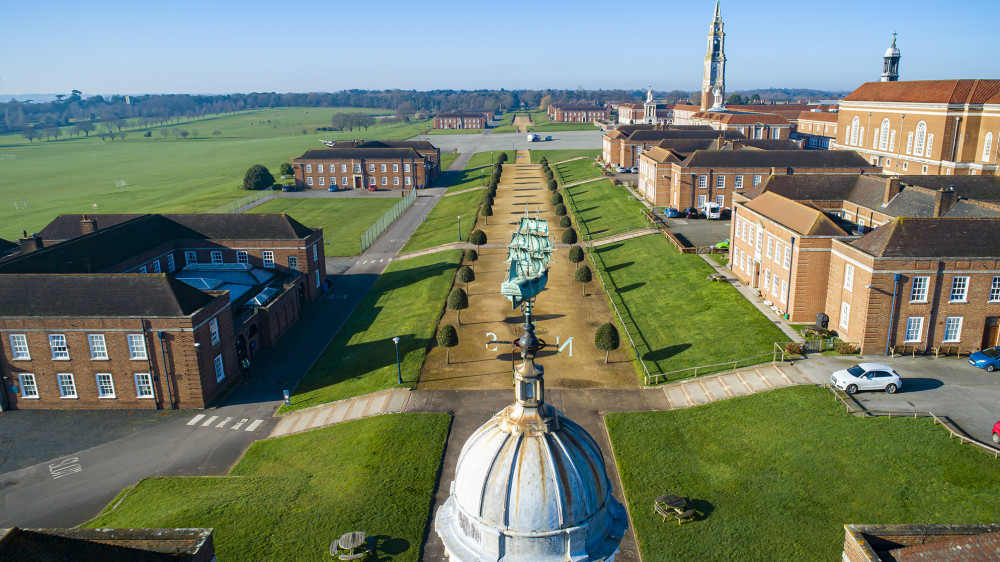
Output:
[
  {"xmin": 353, "ymin": 176, "xmax": 362, "ymax": 190},
  {"xmin": 983, "ymin": 317, "xmax": 1000, "ymax": 349}
]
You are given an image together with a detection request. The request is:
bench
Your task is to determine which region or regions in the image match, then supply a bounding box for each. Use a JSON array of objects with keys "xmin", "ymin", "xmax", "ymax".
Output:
[
  {"xmin": 932, "ymin": 345, "xmax": 966, "ymax": 359},
  {"xmin": 673, "ymin": 509, "xmax": 695, "ymax": 525},
  {"xmin": 890, "ymin": 344, "xmax": 921, "ymax": 358}
]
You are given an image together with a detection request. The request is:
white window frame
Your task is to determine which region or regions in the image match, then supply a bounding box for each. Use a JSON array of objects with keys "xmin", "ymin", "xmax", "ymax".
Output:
[
  {"xmin": 984, "ymin": 132, "xmax": 994, "ymax": 162},
  {"xmin": 766, "ymin": 238, "xmax": 773, "ymax": 259},
  {"xmin": 840, "ymin": 302, "xmax": 850, "ymax": 329},
  {"xmin": 341, "ymin": 163, "xmax": 347, "ymax": 173},
  {"xmin": 380, "ymin": 163, "xmax": 387, "ymax": 173},
  {"xmin": 263, "ymin": 250, "xmax": 275, "ymax": 268},
  {"xmin": 237, "ymin": 250, "xmax": 248, "ymax": 264},
  {"xmin": 990, "ymin": 276, "xmax": 1000, "ymax": 302},
  {"xmin": 850, "ymin": 116, "xmax": 860, "ymax": 146},
  {"xmin": 317, "ymin": 163, "xmax": 324, "ymax": 173},
  {"xmin": 878, "ymin": 119, "xmax": 890, "ymax": 150},
  {"xmin": 88, "ymin": 334, "xmax": 108, "ymax": 360},
  {"xmin": 209, "ymin": 318, "xmax": 220, "ymax": 346},
  {"xmin": 904, "ymin": 317, "xmax": 924, "ymax": 342},
  {"xmin": 698, "ymin": 175, "xmax": 707, "ymax": 189},
  {"xmin": 135, "ymin": 373, "xmax": 154, "ymax": 398},
  {"xmin": 306, "ymin": 177, "xmax": 313, "ymax": 187},
  {"xmin": 943, "ymin": 317, "xmax": 963, "ymax": 343},
  {"xmin": 305, "ymin": 163, "xmax": 312, "ymax": 173},
  {"xmin": 214, "ymin": 354, "xmax": 225, "ymax": 383},
  {"xmin": 152, "ymin": 260, "xmax": 161, "ymax": 274},
  {"xmin": 783, "ymin": 247, "xmax": 791, "ymax": 270},
  {"xmin": 96, "ymin": 373, "xmax": 116, "ymax": 398},
  {"xmin": 315, "ymin": 269, "xmax": 321, "ymax": 288},
  {"xmin": 889, "ymin": 130, "xmax": 896, "ymax": 151},
  {"xmin": 392, "ymin": 163, "xmax": 399, "ymax": 172},
  {"xmin": 128, "ymin": 334, "xmax": 148, "ymax": 360},
  {"xmin": 716, "ymin": 175, "xmax": 725, "ymax": 189},
  {"xmin": 167, "ymin": 254, "xmax": 175, "ymax": 272},
  {"xmin": 393, "ymin": 177, "xmax": 400, "ymax": 186},
  {"xmin": 910, "ymin": 276, "xmax": 928, "ymax": 302},
  {"xmin": 381, "ymin": 176, "xmax": 388, "ymax": 186},
  {"xmin": 771, "ymin": 273, "xmax": 780, "ymax": 298},
  {"xmin": 764, "ymin": 269, "xmax": 771, "ymax": 291},
  {"xmin": 49, "ymin": 334, "xmax": 69, "ymax": 360},
  {"xmin": 753, "ymin": 175, "xmax": 762, "ymax": 186},
  {"xmin": 734, "ymin": 175, "xmax": 743, "ymax": 189},
  {"xmin": 404, "ymin": 163, "xmax": 411, "ymax": 173},
  {"xmin": 914, "ymin": 121, "xmax": 927, "ymax": 156},
  {"xmin": 57, "ymin": 373, "xmax": 77, "ymax": 398},
  {"xmin": 19, "ymin": 373, "xmax": 38, "ymax": 398},
  {"xmin": 211, "ymin": 250, "xmax": 223, "ymax": 264},
  {"xmin": 780, "ymin": 280, "xmax": 788, "ymax": 304},
  {"xmin": 312, "ymin": 245, "xmax": 318, "ymax": 262},
  {"xmin": 288, "ymin": 255, "xmax": 298, "ymax": 271},
  {"xmin": 9, "ymin": 334, "xmax": 30, "ymax": 360},
  {"xmin": 185, "ymin": 251, "xmax": 197, "ymax": 265},
  {"xmin": 950, "ymin": 276, "xmax": 969, "ymax": 302},
  {"xmin": 843, "ymin": 264, "xmax": 854, "ymax": 291},
  {"xmin": 405, "ymin": 176, "xmax": 412, "ymax": 186},
  {"xmin": 906, "ymin": 131, "xmax": 914, "ymax": 155}
]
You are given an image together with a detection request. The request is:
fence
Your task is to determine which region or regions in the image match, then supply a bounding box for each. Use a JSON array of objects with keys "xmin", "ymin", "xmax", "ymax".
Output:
[
  {"xmin": 204, "ymin": 187, "xmax": 278, "ymax": 214},
  {"xmin": 644, "ymin": 351, "xmax": 786, "ymax": 386},
  {"xmin": 360, "ymin": 190, "xmax": 417, "ymax": 253}
]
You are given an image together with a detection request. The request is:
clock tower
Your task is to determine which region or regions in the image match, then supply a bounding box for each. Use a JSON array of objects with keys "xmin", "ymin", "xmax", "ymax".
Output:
[{"xmin": 701, "ymin": 0, "xmax": 726, "ymax": 111}]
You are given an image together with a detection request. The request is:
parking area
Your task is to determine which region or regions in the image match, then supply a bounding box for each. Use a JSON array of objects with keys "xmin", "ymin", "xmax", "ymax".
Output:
[
  {"xmin": 662, "ymin": 216, "xmax": 732, "ymax": 248},
  {"xmin": 794, "ymin": 354, "xmax": 1000, "ymax": 445}
]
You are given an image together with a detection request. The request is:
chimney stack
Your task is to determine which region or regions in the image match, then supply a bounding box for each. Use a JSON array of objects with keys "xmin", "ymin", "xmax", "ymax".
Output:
[
  {"xmin": 933, "ymin": 186, "xmax": 958, "ymax": 217},
  {"xmin": 80, "ymin": 214, "xmax": 97, "ymax": 234},
  {"xmin": 883, "ymin": 177, "xmax": 902, "ymax": 205},
  {"xmin": 18, "ymin": 231, "xmax": 43, "ymax": 253}
]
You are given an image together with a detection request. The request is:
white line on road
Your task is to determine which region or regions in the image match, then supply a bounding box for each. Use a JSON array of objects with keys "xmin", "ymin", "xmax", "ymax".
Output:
[
  {"xmin": 230, "ymin": 418, "xmax": 247, "ymax": 430},
  {"xmin": 216, "ymin": 417, "xmax": 233, "ymax": 429},
  {"xmin": 245, "ymin": 420, "xmax": 264, "ymax": 432},
  {"xmin": 202, "ymin": 415, "xmax": 219, "ymax": 427},
  {"xmin": 187, "ymin": 414, "xmax": 206, "ymax": 426}
]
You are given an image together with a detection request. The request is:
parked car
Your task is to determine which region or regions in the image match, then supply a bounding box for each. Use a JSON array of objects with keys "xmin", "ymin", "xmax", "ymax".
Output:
[
  {"xmin": 993, "ymin": 420, "xmax": 1000, "ymax": 444},
  {"xmin": 830, "ymin": 363, "xmax": 902, "ymax": 394},
  {"xmin": 664, "ymin": 207, "xmax": 682, "ymax": 218},
  {"xmin": 615, "ymin": 166, "xmax": 628, "ymax": 173},
  {"xmin": 367, "ymin": 186, "xmax": 377, "ymax": 192},
  {"xmin": 969, "ymin": 347, "xmax": 1000, "ymax": 372},
  {"xmin": 684, "ymin": 207, "xmax": 701, "ymax": 219},
  {"xmin": 715, "ymin": 238, "xmax": 730, "ymax": 250},
  {"xmin": 544, "ymin": 135, "xmax": 553, "ymax": 141},
  {"xmin": 280, "ymin": 185, "xmax": 300, "ymax": 192},
  {"xmin": 328, "ymin": 186, "xmax": 338, "ymax": 192},
  {"xmin": 700, "ymin": 202, "xmax": 722, "ymax": 219},
  {"xmin": 720, "ymin": 208, "xmax": 732, "ymax": 220}
]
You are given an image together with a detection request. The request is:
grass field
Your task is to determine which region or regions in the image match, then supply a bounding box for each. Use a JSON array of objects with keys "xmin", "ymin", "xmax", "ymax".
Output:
[
  {"xmin": 426, "ymin": 128, "xmax": 481, "ymax": 135},
  {"xmin": 564, "ymin": 179, "xmax": 650, "ymax": 239},
  {"xmin": 439, "ymin": 153, "xmax": 460, "ymax": 171},
  {"xmin": 279, "ymin": 251, "xmax": 461, "ymax": 412},
  {"xmin": 0, "ymin": 107, "xmax": 430, "ymax": 241},
  {"xmin": 531, "ymin": 149, "xmax": 602, "ymax": 163},
  {"xmin": 250, "ymin": 198, "xmax": 399, "ymax": 257},
  {"xmin": 86, "ymin": 414, "xmax": 449, "ymax": 561},
  {"xmin": 552, "ymin": 158, "xmax": 604, "ymax": 186},
  {"xmin": 527, "ymin": 122, "xmax": 600, "ymax": 132},
  {"xmin": 400, "ymin": 190, "xmax": 481, "ymax": 252},
  {"xmin": 607, "ymin": 386, "xmax": 1000, "ymax": 561},
  {"xmin": 464, "ymin": 150, "xmax": 515, "ymax": 170},
  {"xmin": 591, "ymin": 236, "xmax": 786, "ymax": 382},
  {"xmin": 709, "ymin": 253, "xmax": 729, "ymax": 267},
  {"xmin": 490, "ymin": 125, "xmax": 517, "ymax": 134}
]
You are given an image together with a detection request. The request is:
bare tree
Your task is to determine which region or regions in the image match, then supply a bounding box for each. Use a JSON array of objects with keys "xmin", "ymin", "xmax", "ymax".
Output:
[
  {"xmin": 159, "ymin": 129, "xmax": 169, "ymax": 139},
  {"xmin": 212, "ymin": 130, "xmax": 222, "ymax": 137}
]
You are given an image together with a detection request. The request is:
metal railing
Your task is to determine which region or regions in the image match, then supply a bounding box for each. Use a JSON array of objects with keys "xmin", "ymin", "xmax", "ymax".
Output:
[
  {"xmin": 645, "ymin": 351, "xmax": 785, "ymax": 386},
  {"xmin": 360, "ymin": 190, "xmax": 417, "ymax": 253},
  {"xmin": 204, "ymin": 187, "xmax": 277, "ymax": 214}
]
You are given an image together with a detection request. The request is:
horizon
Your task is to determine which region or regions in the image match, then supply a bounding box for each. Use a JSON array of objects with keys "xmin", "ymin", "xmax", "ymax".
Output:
[{"xmin": 2, "ymin": 0, "xmax": 998, "ymax": 96}]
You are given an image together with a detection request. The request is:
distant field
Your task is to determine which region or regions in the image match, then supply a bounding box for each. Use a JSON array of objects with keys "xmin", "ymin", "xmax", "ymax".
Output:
[
  {"xmin": 250, "ymin": 197, "xmax": 399, "ymax": 257},
  {"xmin": 0, "ymin": 107, "xmax": 430, "ymax": 241}
]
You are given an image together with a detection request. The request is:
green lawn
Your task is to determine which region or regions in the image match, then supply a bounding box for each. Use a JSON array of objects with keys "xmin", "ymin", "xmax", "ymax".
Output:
[
  {"xmin": 0, "ymin": 107, "xmax": 430, "ymax": 241},
  {"xmin": 439, "ymin": 152, "xmax": 460, "ymax": 171},
  {"xmin": 564, "ymin": 179, "xmax": 650, "ymax": 239},
  {"xmin": 250, "ymin": 198, "xmax": 399, "ymax": 257},
  {"xmin": 400, "ymin": 190, "xmax": 481, "ymax": 252},
  {"xmin": 426, "ymin": 128, "xmax": 481, "ymax": 135},
  {"xmin": 280, "ymin": 251, "xmax": 461, "ymax": 411},
  {"xmin": 531, "ymin": 149, "xmax": 602, "ymax": 163},
  {"xmin": 552, "ymin": 158, "xmax": 604, "ymax": 185},
  {"xmin": 490, "ymin": 125, "xmax": 518, "ymax": 134},
  {"xmin": 464, "ymin": 150, "xmax": 515, "ymax": 170},
  {"xmin": 527, "ymin": 122, "xmax": 600, "ymax": 132},
  {"xmin": 708, "ymin": 253, "xmax": 729, "ymax": 267},
  {"xmin": 606, "ymin": 386, "xmax": 1000, "ymax": 561},
  {"xmin": 430, "ymin": 151, "xmax": 514, "ymax": 194},
  {"xmin": 591, "ymin": 236, "xmax": 786, "ymax": 382},
  {"xmin": 86, "ymin": 414, "xmax": 449, "ymax": 561}
]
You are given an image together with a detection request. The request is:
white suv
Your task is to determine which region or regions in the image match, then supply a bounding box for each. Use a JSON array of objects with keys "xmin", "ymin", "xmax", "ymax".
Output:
[{"xmin": 830, "ymin": 363, "xmax": 902, "ymax": 394}]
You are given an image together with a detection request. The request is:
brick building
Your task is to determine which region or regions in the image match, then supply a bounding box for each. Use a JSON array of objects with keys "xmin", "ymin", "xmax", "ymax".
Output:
[
  {"xmin": 831, "ymin": 79, "xmax": 1000, "ymax": 176},
  {"xmin": 602, "ymin": 125, "xmax": 744, "ymax": 168},
  {"xmin": 0, "ymin": 213, "xmax": 326, "ymax": 411},
  {"xmin": 729, "ymin": 174, "xmax": 1000, "ymax": 354},
  {"xmin": 616, "ymin": 103, "xmax": 644, "ymax": 124},
  {"xmin": 792, "ymin": 111, "xmax": 839, "ymax": 149},
  {"xmin": 639, "ymin": 149, "xmax": 875, "ymax": 208},
  {"xmin": 293, "ymin": 141, "xmax": 439, "ymax": 190},
  {"xmin": 432, "ymin": 111, "xmax": 492, "ymax": 130},
  {"xmin": 689, "ymin": 111, "xmax": 792, "ymax": 139},
  {"xmin": 548, "ymin": 105, "xmax": 608, "ymax": 123}
]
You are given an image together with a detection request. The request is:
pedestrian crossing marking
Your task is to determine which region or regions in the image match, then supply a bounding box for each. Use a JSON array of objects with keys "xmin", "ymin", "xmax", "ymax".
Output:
[
  {"xmin": 187, "ymin": 414, "xmax": 206, "ymax": 425},
  {"xmin": 216, "ymin": 416, "xmax": 233, "ymax": 428},
  {"xmin": 202, "ymin": 415, "xmax": 218, "ymax": 427},
  {"xmin": 245, "ymin": 420, "xmax": 264, "ymax": 432},
  {"xmin": 186, "ymin": 414, "xmax": 267, "ymax": 432}
]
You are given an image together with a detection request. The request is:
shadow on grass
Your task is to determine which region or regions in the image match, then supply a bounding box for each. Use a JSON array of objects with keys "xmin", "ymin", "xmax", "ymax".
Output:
[
  {"xmin": 643, "ymin": 344, "xmax": 692, "ymax": 363},
  {"xmin": 373, "ymin": 535, "xmax": 410, "ymax": 558},
  {"xmin": 596, "ymin": 243, "xmax": 624, "ymax": 254},
  {"xmin": 616, "ymin": 282, "xmax": 646, "ymax": 293},
  {"xmin": 605, "ymin": 261, "xmax": 634, "ymax": 273},
  {"xmin": 576, "ymin": 206, "xmax": 598, "ymax": 214},
  {"xmin": 688, "ymin": 498, "xmax": 715, "ymax": 522}
]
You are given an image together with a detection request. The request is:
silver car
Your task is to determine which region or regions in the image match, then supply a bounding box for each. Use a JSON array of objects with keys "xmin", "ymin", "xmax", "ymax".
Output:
[{"xmin": 830, "ymin": 363, "xmax": 902, "ymax": 394}]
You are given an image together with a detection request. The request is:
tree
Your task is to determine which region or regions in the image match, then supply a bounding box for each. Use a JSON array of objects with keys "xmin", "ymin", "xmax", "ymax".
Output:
[
  {"xmin": 437, "ymin": 324, "xmax": 458, "ymax": 364},
  {"xmin": 548, "ymin": 179, "xmax": 557, "ymax": 190},
  {"xmin": 395, "ymin": 101, "xmax": 415, "ymax": 122},
  {"xmin": 159, "ymin": 129, "xmax": 169, "ymax": 139},
  {"xmin": 457, "ymin": 265, "xmax": 475, "ymax": 291},
  {"xmin": 464, "ymin": 248, "xmax": 478, "ymax": 270},
  {"xmin": 750, "ymin": 93, "xmax": 761, "ymax": 104},
  {"xmin": 482, "ymin": 192, "xmax": 494, "ymax": 206},
  {"xmin": 279, "ymin": 162, "xmax": 294, "ymax": 176},
  {"xmin": 21, "ymin": 126, "xmax": 38, "ymax": 143},
  {"xmin": 171, "ymin": 129, "xmax": 180, "ymax": 139},
  {"xmin": 447, "ymin": 288, "xmax": 469, "ymax": 325},
  {"xmin": 469, "ymin": 229, "xmax": 487, "ymax": 249},
  {"xmin": 539, "ymin": 157, "xmax": 548, "ymax": 166},
  {"xmin": 726, "ymin": 93, "xmax": 745, "ymax": 105},
  {"xmin": 191, "ymin": 129, "xmax": 199, "ymax": 138},
  {"xmin": 212, "ymin": 130, "xmax": 222, "ymax": 137},
  {"xmin": 559, "ymin": 215, "xmax": 572, "ymax": 228},
  {"xmin": 568, "ymin": 245, "xmax": 584, "ymax": 270},
  {"xmin": 562, "ymin": 227, "xmax": 577, "ymax": 245},
  {"xmin": 551, "ymin": 192, "xmax": 563, "ymax": 205},
  {"xmin": 594, "ymin": 322, "xmax": 620, "ymax": 363},
  {"xmin": 480, "ymin": 203, "xmax": 493, "ymax": 225},
  {"xmin": 554, "ymin": 203, "xmax": 567, "ymax": 216},
  {"xmin": 74, "ymin": 121, "xmax": 94, "ymax": 137},
  {"xmin": 575, "ymin": 265, "xmax": 592, "ymax": 295},
  {"xmin": 42, "ymin": 125, "xmax": 61, "ymax": 141},
  {"xmin": 242, "ymin": 164, "xmax": 275, "ymax": 190}
]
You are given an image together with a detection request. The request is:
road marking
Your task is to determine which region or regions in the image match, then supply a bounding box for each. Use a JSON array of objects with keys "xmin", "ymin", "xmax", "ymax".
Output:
[
  {"xmin": 202, "ymin": 415, "xmax": 219, "ymax": 427},
  {"xmin": 49, "ymin": 457, "xmax": 82, "ymax": 479},
  {"xmin": 245, "ymin": 420, "xmax": 264, "ymax": 432},
  {"xmin": 231, "ymin": 418, "xmax": 248, "ymax": 430},
  {"xmin": 217, "ymin": 416, "xmax": 233, "ymax": 429},
  {"xmin": 187, "ymin": 414, "xmax": 206, "ymax": 426}
]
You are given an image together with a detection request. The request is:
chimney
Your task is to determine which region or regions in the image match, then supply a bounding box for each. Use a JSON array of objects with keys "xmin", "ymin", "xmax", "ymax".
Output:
[
  {"xmin": 80, "ymin": 214, "xmax": 97, "ymax": 234},
  {"xmin": 18, "ymin": 231, "xmax": 43, "ymax": 253},
  {"xmin": 883, "ymin": 177, "xmax": 902, "ymax": 205},
  {"xmin": 933, "ymin": 186, "xmax": 958, "ymax": 217}
]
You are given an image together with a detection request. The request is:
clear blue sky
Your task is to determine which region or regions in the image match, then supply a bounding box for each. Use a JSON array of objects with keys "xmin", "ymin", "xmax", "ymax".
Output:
[{"xmin": 2, "ymin": 0, "xmax": 998, "ymax": 96}]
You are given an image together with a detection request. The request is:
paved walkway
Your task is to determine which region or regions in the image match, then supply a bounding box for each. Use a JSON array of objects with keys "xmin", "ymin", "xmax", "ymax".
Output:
[
  {"xmin": 655, "ymin": 362, "xmax": 822, "ymax": 408},
  {"xmin": 442, "ymin": 185, "xmax": 485, "ymax": 197},
  {"xmin": 269, "ymin": 388, "xmax": 410, "ymax": 439},
  {"xmin": 584, "ymin": 227, "xmax": 660, "ymax": 247},
  {"xmin": 552, "ymin": 155, "xmax": 594, "ymax": 165},
  {"xmin": 513, "ymin": 114, "xmax": 531, "ymax": 133},
  {"xmin": 446, "ymin": 152, "xmax": 471, "ymax": 171}
]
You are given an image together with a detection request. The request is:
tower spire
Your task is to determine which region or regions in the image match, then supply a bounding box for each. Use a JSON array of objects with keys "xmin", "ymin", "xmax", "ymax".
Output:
[
  {"xmin": 702, "ymin": 0, "xmax": 727, "ymax": 110},
  {"xmin": 881, "ymin": 32, "xmax": 901, "ymax": 82},
  {"xmin": 714, "ymin": 0, "xmax": 721, "ymax": 20}
]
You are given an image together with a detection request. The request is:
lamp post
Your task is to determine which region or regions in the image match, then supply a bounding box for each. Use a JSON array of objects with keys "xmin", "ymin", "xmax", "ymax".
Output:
[
  {"xmin": 392, "ymin": 336, "xmax": 402, "ymax": 384},
  {"xmin": 458, "ymin": 216, "xmax": 462, "ymax": 241}
]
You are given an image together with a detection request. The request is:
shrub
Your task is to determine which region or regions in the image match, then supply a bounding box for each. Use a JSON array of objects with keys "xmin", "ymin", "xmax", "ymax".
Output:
[
  {"xmin": 834, "ymin": 342, "xmax": 860, "ymax": 355},
  {"xmin": 568, "ymin": 245, "xmax": 584, "ymax": 269},
  {"xmin": 548, "ymin": 179, "xmax": 558, "ymax": 190},
  {"xmin": 559, "ymin": 215, "xmax": 572, "ymax": 228},
  {"xmin": 437, "ymin": 324, "xmax": 458, "ymax": 364},
  {"xmin": 575, "ymin": 265, "xmax": 592, "ymax": 295},
  {"xmin": 457, "ymin": 265, "xmax": 475, "ymax": 289},
  {"xmin": 554, "ymin": 203, "xmax": 567, "ymax": 216},
  {"xmin": 242, "ymin": 164, "xmax": 274, "ymax": 191},
  {"xmin": 447, "ymin": 288, "xmax": 469, "ymax": 325},
  {"xmin": 784, "ymin": 343, "xmax": 804, "ymax": 355},
  {"xmin": 469, "ymin": 229, "xmax": 487, "ymax": 247},
  {"xmin": 594, "ymin": 322, "xmax": 620, "ymax": 363},
  {"xmin": 482, "ymin": 193, "xmax": 494, "ymax": 206},
  {"xmin": 480, "ymin": 204, "xmax": 493, "ymax": 225},
  {"xmin": 464, "ymin": 248, "xmax": 479, "ymax": 263},
  {"xmin": 279, "ymin": 162, "xmax": 293, "ymax": 176},
  {"xmin": 551, "ymin": 192, "xmax": 563, "ymax": 205},
  {"xmin": 561, "ymin": 227, "xmax": 578, "ymax": 244}
]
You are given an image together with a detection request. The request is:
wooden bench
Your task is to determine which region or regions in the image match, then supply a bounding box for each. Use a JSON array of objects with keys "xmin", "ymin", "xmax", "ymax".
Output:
[
  {"xmin": 890, "ymin": 344, "xmax": 921, "ymax": 358},
  {"xmin": 673, "ymin": 509, "xmax": 695, "ymax": 525},
  {"xmin": 932, "ymin": 345, "xmax": 966, "ymax": 358}
]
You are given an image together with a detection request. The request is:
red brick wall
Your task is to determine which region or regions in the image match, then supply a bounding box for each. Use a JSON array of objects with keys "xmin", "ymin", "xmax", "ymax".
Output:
[{"xmin": 294, "ymin": 157, "xmax": 428, "ymax": 190}]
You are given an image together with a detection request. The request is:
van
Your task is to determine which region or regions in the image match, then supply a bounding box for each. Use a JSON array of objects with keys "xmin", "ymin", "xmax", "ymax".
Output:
[{"xmin": 701, "ymin": 202, "xmax": 722, "ymax": 220}]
